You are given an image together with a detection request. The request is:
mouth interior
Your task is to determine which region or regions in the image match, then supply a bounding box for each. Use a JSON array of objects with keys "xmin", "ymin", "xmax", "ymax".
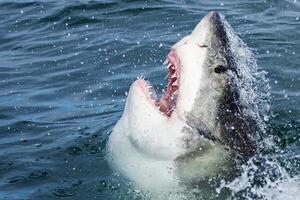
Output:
[{"xmin": 149, "ymin": 50, "xmax": 181, "ymax": 117}]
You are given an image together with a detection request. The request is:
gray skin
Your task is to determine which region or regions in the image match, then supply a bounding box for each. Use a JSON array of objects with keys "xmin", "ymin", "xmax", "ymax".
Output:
[{"xmin": 184, "ymin": 12, "xmax": 257, "ymax": 160}]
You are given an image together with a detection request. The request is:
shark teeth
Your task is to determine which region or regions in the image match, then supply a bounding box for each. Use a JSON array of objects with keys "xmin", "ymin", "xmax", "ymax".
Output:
[
  {"xmin": 137, "ymin": 75, "xmax": 145, "ymax": 80},
  {"xmin": 165, "ymin": 73, "xmax": 170, "ymax": 79},
  {"xmin": 163, "ymin": 58, "xmax": 169, "ymax": 65},
  {"xmin": 171, "ymin": 73, "xmax": 177, "ymax": 79},
  {"xmin": 172, "ymin": 80, "xmax": 178, "ymax": 86},
  {"xmin": 165, "ymin": 72, "xmax": 177, "ymax": 79},
  {"xmin": 158, "ymin": 50, "xmax": 180, "ymax": 117}
]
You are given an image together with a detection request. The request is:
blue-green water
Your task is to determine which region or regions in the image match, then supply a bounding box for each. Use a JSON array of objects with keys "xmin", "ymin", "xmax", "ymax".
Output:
[{"xmin": 0, "ymin": 0, "xmax": 299, "ymax": 199}]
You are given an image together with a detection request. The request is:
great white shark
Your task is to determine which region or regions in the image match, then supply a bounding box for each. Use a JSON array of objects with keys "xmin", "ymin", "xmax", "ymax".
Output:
[{"xmin": 107, "ymin": 12, "xmax": 258, "ymax": 193}]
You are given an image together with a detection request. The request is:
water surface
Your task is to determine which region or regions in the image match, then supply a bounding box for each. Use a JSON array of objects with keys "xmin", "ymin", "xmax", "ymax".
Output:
[{"xmin": 0, "ymin": 0, "xmax": 299, "ymax": 199}]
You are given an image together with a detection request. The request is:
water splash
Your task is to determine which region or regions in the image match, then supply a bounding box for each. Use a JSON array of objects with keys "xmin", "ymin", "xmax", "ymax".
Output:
[{"xmin": 217, "ymin": 157, "xmax": 300, "ymax": 199}]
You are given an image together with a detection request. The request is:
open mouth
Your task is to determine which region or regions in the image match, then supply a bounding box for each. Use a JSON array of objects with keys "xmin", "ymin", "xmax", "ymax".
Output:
[{"xmin": 145, "ymin": 50, "xmax": 181, "ymax": 117}]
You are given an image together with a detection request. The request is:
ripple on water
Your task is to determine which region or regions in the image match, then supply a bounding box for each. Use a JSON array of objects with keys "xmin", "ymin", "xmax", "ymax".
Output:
[
  {"xmin": 52, "ymin": 187, "xmax": 77, "ymax": 197},
  {"xmin": 29, "ymin": 169, "xmax": 50, "ymax": 179},
  {"xmin": 0, "ymin": 0, "xmax": 299, "ymax": 199},
  {"xmin": 8, "ymin": 176, "xmax": 26, "ymax": 184}
]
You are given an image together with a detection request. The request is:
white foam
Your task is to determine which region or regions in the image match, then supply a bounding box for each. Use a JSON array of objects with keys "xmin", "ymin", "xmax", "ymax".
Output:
[{"xmin": 217, "ymin": 157, "xmax": 300, "ymax": 200}]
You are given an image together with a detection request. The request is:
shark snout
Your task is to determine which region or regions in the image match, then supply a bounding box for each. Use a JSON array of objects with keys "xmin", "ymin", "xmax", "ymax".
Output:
[{"xmin": 206, "ymin": 11, "xmax": 221, "ymax": 21}]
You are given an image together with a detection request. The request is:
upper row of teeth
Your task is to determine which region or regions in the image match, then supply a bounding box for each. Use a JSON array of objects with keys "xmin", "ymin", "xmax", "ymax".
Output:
[
  {"xmin": 172, "ymin": 80, "xmax": 178, "ymax": 87},
  {"xmin": 164, "ymin": 57, "xmax": 179, "ymax": 88},
  {"xmin": 163, "ymin": 58, "xmax": 169, "ymax": 65},
  {"xmin": 168, "ymin": 64, "xmax": 175, "ymax": 70}
]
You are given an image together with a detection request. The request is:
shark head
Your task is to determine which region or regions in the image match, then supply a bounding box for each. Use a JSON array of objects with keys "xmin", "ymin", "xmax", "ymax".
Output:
[
  {"xmin": 125, "ymin": 11, "xmax": 238, "ymax": 155},
  {"xmin": 108, "ymin": 12, "xmax": 257, "ymax": 192}
]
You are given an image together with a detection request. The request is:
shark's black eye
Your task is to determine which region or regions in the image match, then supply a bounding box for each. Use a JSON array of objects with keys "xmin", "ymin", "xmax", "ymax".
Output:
[{"xmin": 214, "ymin": 65, "xmax": 227, "ymax": 74}]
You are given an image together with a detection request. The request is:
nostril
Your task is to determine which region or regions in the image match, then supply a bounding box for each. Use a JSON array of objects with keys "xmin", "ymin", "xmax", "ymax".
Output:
[{"xmin": 214, "ymin": 65, "xmax": 227, "ymax": 74}]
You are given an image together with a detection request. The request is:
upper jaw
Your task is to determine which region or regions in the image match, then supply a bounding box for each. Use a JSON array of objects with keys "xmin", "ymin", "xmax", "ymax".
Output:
[
  {"xmin": 127, "ymin": 48, "xmax": 182, "ymax": 119},
  {"xmin": 127, "ymin": 11, "xmax": 224, "ymax": 120}
]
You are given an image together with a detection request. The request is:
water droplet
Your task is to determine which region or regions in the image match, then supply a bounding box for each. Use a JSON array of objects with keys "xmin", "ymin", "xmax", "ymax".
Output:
[{"xmin": 263, "ymin": 116, "xmax": 269, "ymax": 121}]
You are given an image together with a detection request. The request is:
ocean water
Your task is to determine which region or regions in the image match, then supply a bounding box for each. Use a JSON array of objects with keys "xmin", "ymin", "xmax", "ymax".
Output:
[{"xmin": 0, "ymin": 0, "xmax": 299, "ymax": 199}]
